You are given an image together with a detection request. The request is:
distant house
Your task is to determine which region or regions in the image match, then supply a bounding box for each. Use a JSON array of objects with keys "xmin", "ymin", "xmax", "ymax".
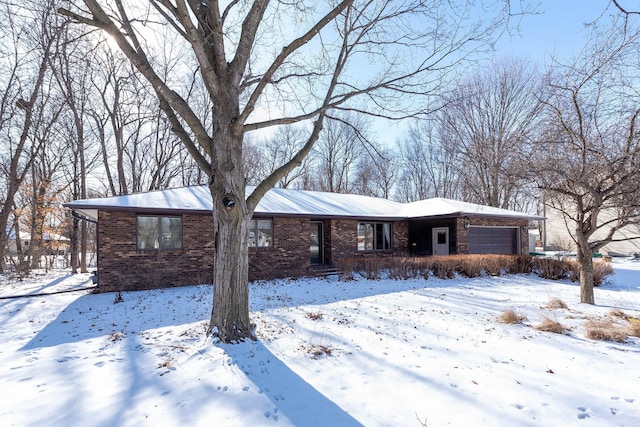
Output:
[
  {"xmin": 65, "ymin": 186, "xmax": 541, "ymax": 292},
  {"xmin": 6, "ymin": 229, "xmax": 70, "ymax": 256},
  {"xmin": 543, "ymin": 204, "xmax": 640, "ymax": 256}
]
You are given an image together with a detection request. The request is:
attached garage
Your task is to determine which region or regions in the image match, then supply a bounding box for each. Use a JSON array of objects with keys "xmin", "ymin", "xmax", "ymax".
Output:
[{"xmin": 468, "ymin": 226, "xmax": 519, "ymax": 254}]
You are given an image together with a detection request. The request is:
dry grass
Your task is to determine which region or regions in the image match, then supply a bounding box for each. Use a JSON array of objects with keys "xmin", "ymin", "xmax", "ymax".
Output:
[
  {"xmin": 301, "ymin": 344, "xmax": 334, "ymax": 359},
  {"xmin": 584, "ymin": 320, "xmax": 628, "ymax": 342},
  {"xmin": 606, "ymin": 310, "xmax": 640, "ymax": 338},
  {"xmin": 497, "ymin": 309, "xmax": 527, "ymax": 324},
  {"xmin": 545, "ymin": 298, "xmax": 568, "ymax": 309},
  {"xmin": 109, "ymin": 332, "xmax": 124, "ymax": 342},
  {"xmin": 535, "ymin": 317, "xmax": 567, "ymax": 334},
  {"xmin": 627, "ymin": 321, "xmax": 640, "ymax": 338},
  {"xmin": 608, "ymin": 309, "xmax": 629, "ymax": 320},
  {"xmin": 306, "ymin": 311, "xmax": 323, "ymax": 321}
]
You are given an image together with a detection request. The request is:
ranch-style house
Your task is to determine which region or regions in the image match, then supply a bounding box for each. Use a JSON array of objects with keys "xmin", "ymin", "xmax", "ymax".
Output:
[{"xmin": 65, "ymin": 186, "xmax": 541, "ymax": 292}]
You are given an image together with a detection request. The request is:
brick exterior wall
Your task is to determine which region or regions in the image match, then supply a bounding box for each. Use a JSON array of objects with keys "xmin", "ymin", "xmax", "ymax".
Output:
[
  {"xmin": 97, "ymin": 211, "xmax": 215, "ymax": 293},
  {"xmin": 330, "ymin": 219, "xmax": 409, "ymax": 262},
  {"xmin": 97, "ymin": 212, "xmax": 313, "ymax": 291},
  {"xmin": 248, "ymin": 217, "xmax": 309, "ymax": 281}
]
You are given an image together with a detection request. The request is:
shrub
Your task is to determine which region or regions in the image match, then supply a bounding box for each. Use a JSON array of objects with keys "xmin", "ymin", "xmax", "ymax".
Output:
[
  {"xmin": 585, "ymin": 320, "xmax": 628, "ymax": 342},
  {"xmin": 627, "ymin": 320, "xmax": 640, "ymax": 338},
  {"xmin": 334, "ymin": 254, "xmax": 613, "ymax": 283},
  {"xmin": 535, "ymin": 317, "xmax": 567, "ymax": 334},
  {"xmin": 335, "ymin": 254, "xmax": 534, "ymax": 281},
  {"xmin": 545, "ymin": 298, "xmax": 568, "ymax": 309},
  {"xmin": 532, "ymin": 258, "xmax": 573, "ymax": 281},
  {"xmin": 608, "ymin": 309, "xmax": 628, "ymax": 319},
  {"xmin": 592, "ymin": 261, "xmax": 614, "ymax": 286},
  {"xmin": 306, "ymin": 311, "xmax": 323, "ymax": 321},
  {"xmin": 456, "ymin": 256, "xmax": 484, "ymax": 278},
  {"xmin": 497, "ymin": 309, "xmax": 526, "ymax": 324},
  {"xmin": 531, "ymin": 258, "xmax": 613, "ymax": 286},
  {"xmin": 301, "ymin": 344, "xmax": 334, "ymax": 359},
  {"xmin": 430, "ymin": 257, "xmax": 456, "ymax": 279},
  {"xmin": 509, "ymin": 254, "xmax": 533, "ymax": 274}
]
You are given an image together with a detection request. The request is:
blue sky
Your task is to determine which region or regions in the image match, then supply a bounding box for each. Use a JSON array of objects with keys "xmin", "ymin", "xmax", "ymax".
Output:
[
  {"xmin": 495, "ymin": 1, "xmax": 620, "ymax": 62},
  {"xmin": 375, "ymin": 2, "xmax": 627, "ymax": 144}
]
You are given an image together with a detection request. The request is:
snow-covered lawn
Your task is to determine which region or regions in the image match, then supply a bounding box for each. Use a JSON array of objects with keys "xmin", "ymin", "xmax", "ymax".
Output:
[{"xmin": 1, "ymin": 261, "xmax": 639, "ymax": 426}]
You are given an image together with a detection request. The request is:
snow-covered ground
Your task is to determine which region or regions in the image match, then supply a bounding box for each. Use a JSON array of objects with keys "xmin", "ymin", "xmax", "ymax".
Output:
[{"xmin": 1, "ymin": 260, "xmax": 639, "ymax": 426}]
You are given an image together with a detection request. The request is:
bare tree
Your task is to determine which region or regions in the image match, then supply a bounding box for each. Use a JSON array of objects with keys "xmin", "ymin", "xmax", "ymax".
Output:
[
  {"xmin": 353, "ymin": 145, "xmax": 397, "ymax": 199},
  {"xmin": 532, "ymin": 15, "xmax": 640, "ymax": 304},
  {"xmin": 60, "ymin": 0, "xmax": 513, "ymax": 342},
  {"xmin": 439, "ymin": 57, "xmax": 542, "ymax": 209},
  {"xmin": 244, "ymin": 126, "xmax": 312, "ymax": 188},
  {"xmin": 52, "ymin": 24, "xmax": 102, "ymax": 273},
  {"xmin": 0, "ymin": 2, "xmax": 64, "ymax": 272},
  {"xmin": 396, "ymin": 120, "xmax": 460, "ymax": 202},
  {"xmin": 309, "ymin": 113, "xmax": 370, "ymax": 193},
  {"xmin": 27, "ymin": 95, "xmax": 67, "ymax": 270},
  {"xmin": 89, "ymin": 48, "xmax": 154, "ymax": 196}
]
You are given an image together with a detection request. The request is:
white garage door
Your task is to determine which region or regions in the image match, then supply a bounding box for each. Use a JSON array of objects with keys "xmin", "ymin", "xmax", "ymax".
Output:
[{"xmin": 468, "ymin": 227, "xmax": 518, "ymax": 254}]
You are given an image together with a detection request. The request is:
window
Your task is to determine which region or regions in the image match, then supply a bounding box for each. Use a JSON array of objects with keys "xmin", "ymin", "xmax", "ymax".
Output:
[
  {"xmin": 248, "ymin": 219, "xmax": 273, "ymax": 247},
  {"xmin": 137, "ymin": 216, "xmax": 182, "ymax": 250},
  {"xmin": 358, "ymin": 222, "xmax": 391, "ymax": 251}
]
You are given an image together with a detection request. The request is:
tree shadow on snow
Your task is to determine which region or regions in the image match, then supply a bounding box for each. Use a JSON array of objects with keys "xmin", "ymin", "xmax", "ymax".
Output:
[
  {"xmin": 21, "ymin": 285, "xmax": 213, "ymax": 350},
  {"xmin": 221, "ymin": 339, "xmax": 363, "ymax": 426}
]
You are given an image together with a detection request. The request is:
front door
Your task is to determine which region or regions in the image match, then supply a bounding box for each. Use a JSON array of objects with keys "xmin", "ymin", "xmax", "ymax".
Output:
[
  {"xmin": 432, "ymin": 227, "xmax": 449, "ymax": 256},
  {"xmin": 310, "ymin": 221, "xmax": 323, "ymax": 264}
]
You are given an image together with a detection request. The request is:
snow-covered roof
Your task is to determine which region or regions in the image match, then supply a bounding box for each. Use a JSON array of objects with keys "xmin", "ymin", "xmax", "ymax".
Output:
[
  {"xmin": 6, "ymin": 228, "xmax": 70, "ymax": 242},
  {"xmin": 403, "ymin": 197, "xmax": 539, "ymax": 220},
  {"xmin": 65, "ymin": 185, "xmax": 542, "ymax": 221}
]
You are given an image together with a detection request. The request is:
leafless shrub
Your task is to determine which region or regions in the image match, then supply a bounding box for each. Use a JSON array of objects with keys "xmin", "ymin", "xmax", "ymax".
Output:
[
  {"xmin": 431, "ymin": 257, "xmax": 456, "ymax": 279},
  {"xmin": 585, "ymin": 320, "xmax": 628, "ymax": 342},
  {"xmin": 335, "ymin": 255, "xmax": 532, "ymax": 281},
  {"xmin": 481, "ymin": 255, "xmax": 506, "ymax": 276},
  {"xmin": 545, "ymin": 298, "xmax": 568, "ymax": 309},
  {"xmin": 608, "ymin": 309, "xmax": 628, "ymax": 320},
  {"xmin": 535, "ymin": 317, "xmax": 567, "ymax": 334},
  {"xmin": 306, "ymin": 311, "xmax": 323, "ymax": 321},
  {"xmin": 627, "ymin": 320, "xmax": 640, "ymax": 338},
  {"xmin": 109, "ymin": 332, "xmax": 124, "ymax": 342},
  {"xmin": 301, "ymin": 344, "xmax": 334, "ymax": 359},
  {"xmin": 457, "ymin": 256, "xmax": 484, "ymax": 278},
  {"xmin": 532, "ymin": 258, "xmax": 573, "ymax": 281},
  {"xmin": 497, "ymin": 309, "xmax": 526, "ymax": 324},
  {"xmin": 592, "ymin": 261, "xmax": 614, "ymax": 286},
  {"xmin": 509, "ymin": 254, "xmax": 533, "ymax": 274},
  {"xmin": 113, "ymin": 291, "xmax": 124, "ymax": 304},
  {"xmin": 535, "ymin": 258, "xmax": 613, "ymax": 286}
]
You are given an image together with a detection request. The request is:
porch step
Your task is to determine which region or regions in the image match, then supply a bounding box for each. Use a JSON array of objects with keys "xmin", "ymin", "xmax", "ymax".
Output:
[{"xmin": 309, "ymin": 266, "xmax": 342, "ymax": 278}]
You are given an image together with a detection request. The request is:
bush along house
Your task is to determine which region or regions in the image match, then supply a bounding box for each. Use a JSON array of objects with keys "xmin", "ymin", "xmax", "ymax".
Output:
[{"xmin": 65, "ymin": 186, "xmax": 542, "ymax": 292}]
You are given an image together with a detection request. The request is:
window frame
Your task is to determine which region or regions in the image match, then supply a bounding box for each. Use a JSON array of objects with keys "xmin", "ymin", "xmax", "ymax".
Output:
[
  {"xmin": 136, "ymin": 215, "xmax": 183, "ymax": 251},
  {"xmin": 357, "ymin": 222, "xmax": 392, "ymax": 251},
  {"xmin": 248, "ymin": 218, "xmax": 273, "ymax": 248}
]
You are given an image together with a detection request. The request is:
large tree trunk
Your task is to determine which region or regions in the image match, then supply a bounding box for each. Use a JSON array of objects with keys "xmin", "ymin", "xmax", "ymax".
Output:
[
  {"xmin": 575, "ymin": 235, "xmax": 595, "ymax": 304},
  {"xmin": 206, "ymin": 96, "xmax": 253, "ymax": 342},
  {"xmin": 207, "ymin": 182, "xmax": 252, "ymax": 342}
]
